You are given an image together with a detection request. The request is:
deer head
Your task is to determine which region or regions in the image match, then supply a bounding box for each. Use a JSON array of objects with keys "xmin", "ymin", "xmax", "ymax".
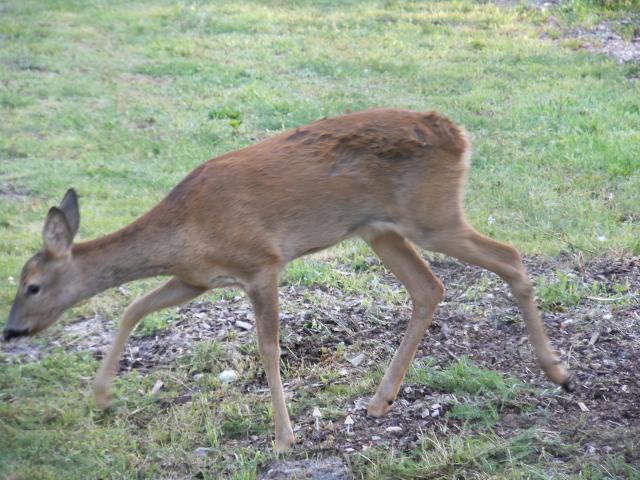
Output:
[{"xmin": 4, "ymin": 189, "xmax": 81, "ymax": 341}]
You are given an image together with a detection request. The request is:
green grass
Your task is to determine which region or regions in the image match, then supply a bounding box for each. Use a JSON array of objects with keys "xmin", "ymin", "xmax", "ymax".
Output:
[
  {"xmin": 536, "ymin": 269, "xmax": 632, "ymax": 311},
  {"xmin": 409, "ymin": 357, "xmax": 525, "ymax": 427},
  {"xmin": 1, "ymin": 0, "xmax": 639, "ymax": 478}
]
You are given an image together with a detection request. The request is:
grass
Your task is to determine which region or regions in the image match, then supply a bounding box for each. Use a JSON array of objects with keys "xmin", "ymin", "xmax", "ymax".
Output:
[
  {"xmin": 536, "ymin": 269, "xmax": 633, "ymax": 311},
  {"xmin": 1, "ymin": 0, "xmax": 639, "ymax": 478}
]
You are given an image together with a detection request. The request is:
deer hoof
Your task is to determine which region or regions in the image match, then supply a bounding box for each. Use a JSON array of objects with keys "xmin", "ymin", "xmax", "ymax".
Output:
[
  {"xmin": 561, "ymin": 376, "xmax": 576, "ymax": 393},
  {"xmin": 94, "ymin": 384, "xmax": 113, "ymax": 410},
  {"xmin": 274, "ymin": 430, "xmax": 295, "ymax": 453},
  {"xmin": 367, "ymin": 395, "xmax": 393, "ymax": 417}
]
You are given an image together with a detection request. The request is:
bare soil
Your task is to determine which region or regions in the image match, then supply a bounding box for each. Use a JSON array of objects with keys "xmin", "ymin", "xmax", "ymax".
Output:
[
  {"xmin": 495, "ymin": 0, "xmax": 640, "ymax": 65},
  {"xmin": 2, "ymin": 255, "xmax": 639, "ymax": 474},
  {"xmin": 560, "ymin": 19, "xmax": 640, "ymax": 64},
  {"xmin": 538, "ymin": 11, "xmax": 640, "ymax": 65}
]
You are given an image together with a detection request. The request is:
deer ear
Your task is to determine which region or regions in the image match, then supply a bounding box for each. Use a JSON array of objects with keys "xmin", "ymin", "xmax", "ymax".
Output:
[
  {"xmin": 58, "ymin": 188, "xmax": 80, "ymax": 237},
  {"xmin": 43, "ymin": 207, "xmax": 74, "ymax": 258}
]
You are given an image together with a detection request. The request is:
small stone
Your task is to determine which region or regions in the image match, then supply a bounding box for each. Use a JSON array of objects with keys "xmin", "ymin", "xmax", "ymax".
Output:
[
  {"xmin": 235, "ymin": 320, "xmax": 253, "ymax": 330},
  {"xmin": 385, "ymin": 426, "xmax": 403, "ymax": 435},
  {"xmin": 349, "ymin": 353, "xmax": 365, "ymax": 367},
  {"xmin": 150, "ymin": 379, "xmax": 164, "ymax": 395},
  {"xmin": 193, "ymin": 373, "xmax": 204, "ymax": 381},
  {"xmin": 371, "ymin": 435, "xmax": 381, "ymax": 441},
  {"xmin": 354, "ymin": 397, "xmax": 368, "ymax": 410},
  {"xmin": 193, "ymin": 447, "xmax": 214, "ymax": 457},
  {"xmin": 218, "ymin": 369, "xmax": 238, "ymax": 383}
]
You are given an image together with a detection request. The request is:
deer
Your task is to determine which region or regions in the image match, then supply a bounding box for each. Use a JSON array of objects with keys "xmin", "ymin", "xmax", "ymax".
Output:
[{"xmin": 3, "ymin": 108, "xmax": 572, "ymax": 452}]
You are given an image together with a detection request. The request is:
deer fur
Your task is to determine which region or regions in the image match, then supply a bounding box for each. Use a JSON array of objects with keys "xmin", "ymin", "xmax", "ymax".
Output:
[{"xmin": 3, "ymin": 109, "xmax": 571, "ymax": 452}]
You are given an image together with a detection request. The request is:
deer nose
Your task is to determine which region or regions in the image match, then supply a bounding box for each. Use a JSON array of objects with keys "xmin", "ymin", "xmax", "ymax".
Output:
[{"xmin": 3, "ymin": 328, "xmax": 29, "ymax": 341}]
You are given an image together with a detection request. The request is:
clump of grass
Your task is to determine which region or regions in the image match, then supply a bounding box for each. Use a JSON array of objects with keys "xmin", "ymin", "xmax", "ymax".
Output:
[
  {"xmin": 134, "ymin": 309, "xmax": 177, "ymax": 337},
  {"xmin": 219, "ymin": 402, "xmax": 270, "ymax": 440},
  {"xmin": 409, "ymin": 357, "xmax": 521, "ymax": 398},
  {"xmin": 407, "ymin": 357, "xmax": 526, "ymax": 428},
  {"xmin": 536, "ymin": 271, "xmax": 588, "ymax": 311},
  {"xmin": 352, "ymin": 428, "xmax": 576, "ymax": 479},
  {"xmin": 535, "ymin": 270, "xmax": 632, "ymax": 311}
]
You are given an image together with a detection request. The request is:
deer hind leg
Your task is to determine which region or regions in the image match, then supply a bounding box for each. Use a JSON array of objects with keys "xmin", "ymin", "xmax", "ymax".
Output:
[
  {"xmin": 94, "ymin": 277, "xmax": 206, "ymax": 409},
  {"xmin": 364, "ymin": 231, "xmax": 444, "ymax": 417},
  {"xmin": 423, "ymin": 225, "xmax": 571, "ymax": 390},
  {"xmin": 246, "ymin": 269, "xmax": 294, "ymax": 453}
]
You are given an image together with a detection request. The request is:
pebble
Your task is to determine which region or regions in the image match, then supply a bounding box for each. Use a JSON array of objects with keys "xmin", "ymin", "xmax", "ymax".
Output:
[
  {"xmin": 218, "ymin": 369, "xmax": 238, "ymax": 383},
  {"xmin": 349, "ymin": 353, "xmax": 365, "ymax": 367},
  {"xmin": 193, "ymin": 447, "xmax": 214, "ymax": 457},
  {"xmin": 235, "ymin": 320, "xmax": 253, "ymax": 330}
]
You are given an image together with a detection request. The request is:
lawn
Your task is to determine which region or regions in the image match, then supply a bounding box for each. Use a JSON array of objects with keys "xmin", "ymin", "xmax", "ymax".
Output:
[{"xmin": 1, "ymin": 0, "xmax": 639, "ymax": 478}]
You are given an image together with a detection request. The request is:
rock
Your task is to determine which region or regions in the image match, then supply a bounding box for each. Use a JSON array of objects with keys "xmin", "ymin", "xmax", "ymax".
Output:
[
  {"xmin": 385, "ymin": 426, "xmax": 403, "ymax": 435},
  {"xmin": 193, "ymin": 447, "xmax": 214, "ymax": 457},
  {"xmin": 353, "ymin": 397, "xmax": 368, "ymax": 411},
  {"xmin": 349, "ymin": 353, "xmax": 365, "ymax": 367},
  {"xmin": 235, "ymin": 320, "xmax": 253, "ymax": 330},
  {"xmin": 218, "ymin": 369, "xmax": 238, "ymax": 383},
  {"xmin": 258, "ymin": 457, "xmax": 351, "ymax": 480},
  {"xmin": 150, "ymin": 379, "xmax": 164, "ymax": 395}
]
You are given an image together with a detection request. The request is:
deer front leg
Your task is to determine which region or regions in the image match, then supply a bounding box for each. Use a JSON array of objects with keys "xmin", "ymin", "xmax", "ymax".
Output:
[
  {"xmin": 94, "ymin": 277, "xmax": 205, "ymax": 408},
  {"xmin": 246, "ymin": 270, "xmax": 294, "ymax": 453}
]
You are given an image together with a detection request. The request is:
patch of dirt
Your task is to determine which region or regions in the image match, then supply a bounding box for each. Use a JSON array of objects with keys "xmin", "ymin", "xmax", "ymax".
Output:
[
  {"xmin": 537, "ymin": 11, "xmax": 640, "ymax": 65},
  {"xmin": 258, "ymin": 456, "xmax": 351, "ymax": 480},
  {"xmin": 492, "ymin": 0, "xmax": 563, "ymax": 8},
  {"xmin": 2, "ymin": 255, "xmax": 639, "ymax": 473},
  {"xmin": 566, "ymin": 20, "xmax": 640, "ymax": 64},
  {"xmin": 494, "ymin": 0, "xmax": 640, "ymax": 65},
  {"xmin": 0, "ymin": 182, "xmax": 31, "ymax": 200}
]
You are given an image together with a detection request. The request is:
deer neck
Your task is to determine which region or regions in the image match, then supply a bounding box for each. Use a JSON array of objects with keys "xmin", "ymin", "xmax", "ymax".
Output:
[{"xmin": 71, "ymin": 215, "xmax": 175, "ymax": 301}]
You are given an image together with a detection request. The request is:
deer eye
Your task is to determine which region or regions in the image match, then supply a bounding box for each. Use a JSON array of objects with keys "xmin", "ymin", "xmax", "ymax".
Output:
[{"xmin": 26, "ymin": 284, "xmax": 41, "ymax": 296}]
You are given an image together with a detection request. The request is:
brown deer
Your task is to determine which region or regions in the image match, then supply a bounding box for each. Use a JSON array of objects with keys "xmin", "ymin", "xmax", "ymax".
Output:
[{"xmin": 3, "ymin": 109, "xmax": 571, "ymax": 452}]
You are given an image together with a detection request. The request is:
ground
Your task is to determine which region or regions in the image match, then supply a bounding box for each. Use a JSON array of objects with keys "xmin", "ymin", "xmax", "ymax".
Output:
[
  {"xmin": 3, "ymin": 253, "xmax": 639, "ymax": 478},
  {"xmin": 1, "ymin": 0, "xmax": 639, "ymax": 478}
]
